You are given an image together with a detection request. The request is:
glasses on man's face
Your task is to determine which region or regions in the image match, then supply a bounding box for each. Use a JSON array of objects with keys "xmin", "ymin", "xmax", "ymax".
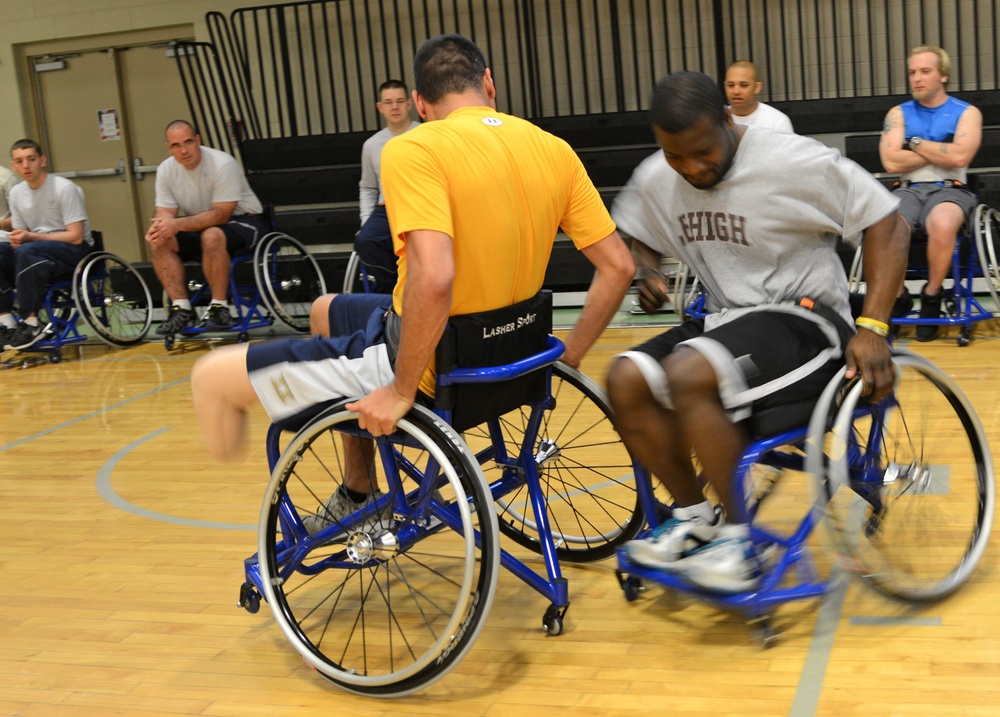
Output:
[
  {"xmin": 380, "ymin": 99, "xmax": 408, "ymax": 107},
  {"xmin": 168, "ymin": 138, "xmax": 198, "ymax": 151}
]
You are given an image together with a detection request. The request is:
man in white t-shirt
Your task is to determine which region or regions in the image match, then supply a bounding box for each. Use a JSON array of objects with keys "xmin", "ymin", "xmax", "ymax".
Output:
[
  {"xmin": 608, "ymin": 72, "xmax": 908, "ymax": 593},
  {"xmin": 354, "ymin": 79, "xmax": 420, "ymax": 293},
  {"xmin": 724, "ymin": 61, "xmax": 794, "ymax": 132},
  {"xmin": 0, "ymin": 139, "xmax": 92, "ymax": 350},
  {"xmin": 146, "ymin": 120, "xmax": 267, "ymax": 335}
]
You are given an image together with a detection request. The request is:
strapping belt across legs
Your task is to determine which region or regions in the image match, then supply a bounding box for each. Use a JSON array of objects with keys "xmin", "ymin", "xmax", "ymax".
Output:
[
  {"xmin": 893, "ymin": 179, "xmax": 966, "ymax": 189},
  {"xmin": 795, "ymin": 297, "xmax": 855, "ymax": 347}
]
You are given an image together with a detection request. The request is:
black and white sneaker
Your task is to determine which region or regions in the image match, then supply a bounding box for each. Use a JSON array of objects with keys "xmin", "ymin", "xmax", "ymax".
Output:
[
  {"xmin": 156, "ymin": 305, "xmax": 197, "ymax": 335},
  {"xmin": 202, "ymin": 304, "xmax": 234, "ymax": 331},
  {"xmin": 4, "ymin": 321, "xmax": 49, "ymax": 350}
]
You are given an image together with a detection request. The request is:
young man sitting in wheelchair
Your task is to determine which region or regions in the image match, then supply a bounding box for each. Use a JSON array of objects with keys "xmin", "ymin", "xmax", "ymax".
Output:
[
  {"xmin": 0, "ymin": 139, "xmax": 93, "ymax": 351},
  {"xmin": 607, "ymin": 71, "xmax": 910, "ymax": 593},
  {"xmin": 190, "ymin": 34, "xmax": 635, "ymax": 526}
]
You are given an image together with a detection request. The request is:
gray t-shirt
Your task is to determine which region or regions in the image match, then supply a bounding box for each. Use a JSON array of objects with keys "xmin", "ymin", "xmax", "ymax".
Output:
[
  {"xmin": 9, "ymin": 173, "xmax": 93, "ymax": 247},
  {"xmin": 154, "ymin": 145, "xmax": 262, "ymax": 217},
  {"xmin": 359, "ymin": 121, "xmax": 421, "ymax": 224},
  {"xmin": 612, "ymin": 125, "xmax": 899, "ymax": 327}
]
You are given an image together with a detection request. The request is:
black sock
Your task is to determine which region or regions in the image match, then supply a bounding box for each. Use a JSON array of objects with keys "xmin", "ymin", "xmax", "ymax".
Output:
[{"xmin": 341, "ymin": 484, "xmax": 370, "ymax": 503}]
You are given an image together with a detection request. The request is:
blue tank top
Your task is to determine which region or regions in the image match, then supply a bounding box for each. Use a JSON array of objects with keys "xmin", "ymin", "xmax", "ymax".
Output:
[{"xmin": 900, "ymin": 96, "xmax": 970, "ymax": 142}]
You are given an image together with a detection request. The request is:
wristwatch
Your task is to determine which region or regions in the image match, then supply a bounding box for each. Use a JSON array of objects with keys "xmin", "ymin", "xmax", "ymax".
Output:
[{"xmin": 908, "ymin": 136, "xmax": 923, "ymax": 150}]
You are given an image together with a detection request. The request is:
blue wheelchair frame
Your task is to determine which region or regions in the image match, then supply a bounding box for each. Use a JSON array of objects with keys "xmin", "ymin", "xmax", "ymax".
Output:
[
  {"xmin": 6, "ymin": 232, "xmax": 152, "ymax": 365},
  {"xmin": 163, "ymin": 231, "xmax": 325, "ymax": 349},
  {"xmin": 162, "ymin": 252, "xmax": 272, "ymax": 348},
  {"xmin": 615, "ymin": 351, "xmax": 995, "ymax": 644},
  {"xmin": 242, "ymin": 337, "xmax": 591, "ymax": 620},
  {"xmin": 237, "ymin": 325, "xmax": 645, "ymax": 695}
]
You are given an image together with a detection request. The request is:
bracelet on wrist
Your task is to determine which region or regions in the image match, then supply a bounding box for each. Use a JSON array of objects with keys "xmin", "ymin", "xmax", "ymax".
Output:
[{"xmin": 855, "ymin": 316, "xmax": 890, "ymax": 337}]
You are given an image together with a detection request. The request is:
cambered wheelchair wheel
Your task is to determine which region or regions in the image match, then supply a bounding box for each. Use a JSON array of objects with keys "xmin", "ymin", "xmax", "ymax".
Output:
[
  {"xmin": 257, "ymin": 402, "xmax": 500, "ymax": 697},
  {"xmin": 818, "ymin": 352, "xmax": 994, "ymax": 602},
  {"xmin": 464, "ymin": 363, "xmax": 644, "ymax": 563},
  {"xmin": 73, "ymin": 252, "xmax": 153, "ymax": 347},
  {"xmin": 973, "ymin": 204, "xmax": 1000, "ymax": 312},
  {"xmin": 253, "ymin": 232, "xmax": 326, "ymax": 332}
]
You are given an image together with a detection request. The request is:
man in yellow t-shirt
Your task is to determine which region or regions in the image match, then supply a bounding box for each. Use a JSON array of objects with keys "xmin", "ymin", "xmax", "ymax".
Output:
[{"xmin": 191, "ymin": 34, "xmax": 634, "ymax": 527}]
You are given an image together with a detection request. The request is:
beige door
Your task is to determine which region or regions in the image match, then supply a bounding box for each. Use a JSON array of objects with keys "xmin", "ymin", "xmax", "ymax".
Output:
[{"xmin": 28, "ymin": 35, "xmax": 192, "ymax": 263}]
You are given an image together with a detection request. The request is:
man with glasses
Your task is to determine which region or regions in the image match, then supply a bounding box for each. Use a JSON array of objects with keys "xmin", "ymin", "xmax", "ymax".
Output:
[
  {"xmin": 354, "ymin": 80, "xmax": 421, "ymax": 293},
  {"xmin": 146, "ymin": 120, "xmax": 267, "ymax": 334}
]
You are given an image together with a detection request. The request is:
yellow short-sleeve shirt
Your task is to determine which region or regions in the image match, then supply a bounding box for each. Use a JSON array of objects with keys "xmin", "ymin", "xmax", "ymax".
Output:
[{"xmin": 381, "ymin": 106, "xmax": 617, "ymax": 395}]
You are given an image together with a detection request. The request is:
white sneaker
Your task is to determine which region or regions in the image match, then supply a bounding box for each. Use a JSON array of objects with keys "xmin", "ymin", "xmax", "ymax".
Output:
[
  {"xmin": 660, "ymin": 525, "xmax": 761, "ymax": 594},
  {"xmin": 624, "ymin": 509, "xmax": 722, "ymax": 568}
]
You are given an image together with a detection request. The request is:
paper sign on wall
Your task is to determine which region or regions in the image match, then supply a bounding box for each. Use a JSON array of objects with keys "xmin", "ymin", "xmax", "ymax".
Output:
[{"xmin": 99, "ymin": 109, "xmax": 121, "ymax": 141}]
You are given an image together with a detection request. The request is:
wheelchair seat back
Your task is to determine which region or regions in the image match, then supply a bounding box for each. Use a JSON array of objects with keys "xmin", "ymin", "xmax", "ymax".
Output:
[{"xmin": 435, "ymin": 290, "xmax": 553, "ymax": 433}]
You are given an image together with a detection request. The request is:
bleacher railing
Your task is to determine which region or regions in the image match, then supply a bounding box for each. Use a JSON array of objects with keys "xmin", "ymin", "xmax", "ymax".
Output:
[{"xmin": 176, "ymin": 0, "xmax": 1000, "ymax": 149}]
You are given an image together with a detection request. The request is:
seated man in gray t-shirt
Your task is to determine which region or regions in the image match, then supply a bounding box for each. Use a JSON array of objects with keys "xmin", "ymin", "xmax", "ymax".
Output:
[
  {"xmin": 354, "ymin": 80, "xmax": 420, "ymax": 293},
  {"xmin": 145, "ymin": 120, "xmax": 268, "ymax": 334}
]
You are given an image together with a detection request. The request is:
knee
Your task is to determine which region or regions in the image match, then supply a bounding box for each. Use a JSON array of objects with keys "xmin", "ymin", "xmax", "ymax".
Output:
[
  {"xmin": 309, "ymin": 293, "xmax": 337, "ymax": 336},
  {"xmin": 607, "ymin": 356, "xmax": 651, "ymax": 414},
  {"xmin": 663, "ymin": 349, "xmax": 717, "ymax": 407},
  {"xmin": 201, "ymin": 227, "xmax": 228, "ymax": 254}
]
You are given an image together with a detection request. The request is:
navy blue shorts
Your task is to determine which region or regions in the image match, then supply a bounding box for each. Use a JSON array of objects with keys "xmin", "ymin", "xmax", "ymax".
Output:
[{"xmin": 247, "ymin": 293, "xmax": 393, "ymax": 427}]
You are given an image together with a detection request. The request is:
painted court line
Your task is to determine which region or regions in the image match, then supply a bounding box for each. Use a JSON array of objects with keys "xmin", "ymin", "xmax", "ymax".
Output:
[
  {"xmin": 0, "ymin": 376, "xmax": 190, "ymax": 452},
  {"xmin": 95, "ymin": 427, "xmax": 255, "ymax": 531}
]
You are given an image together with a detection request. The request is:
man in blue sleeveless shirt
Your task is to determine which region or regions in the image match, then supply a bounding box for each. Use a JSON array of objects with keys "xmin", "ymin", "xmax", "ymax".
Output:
[{"xmin": 879, "ymin": 45, "xmax": 982, "ymax": 341}]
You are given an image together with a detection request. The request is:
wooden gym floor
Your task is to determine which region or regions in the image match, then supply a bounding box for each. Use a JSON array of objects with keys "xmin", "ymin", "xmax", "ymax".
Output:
[{"xmin": 1, "ymin": 322, "xmax": 999, "ymax": 717}]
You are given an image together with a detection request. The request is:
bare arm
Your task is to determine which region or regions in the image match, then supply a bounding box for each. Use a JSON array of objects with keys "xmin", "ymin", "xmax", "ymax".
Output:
[
  {"xmin": 561, "ymin": 230, "xmax": 635, "ymax": 367},
  {"xmin": 9, "ymin": 220, "xmax": 84, "ymax": 247},
  {"xmin": 348, "ymin": 229, "xmax": 453, "ymax": 434},
  {"xmin": 879, "ymin": 106, "xmax": 928, "ymax": 175},
  {"xmin": 146, "ymin": 201, "xmax": 238, "ymax": 242},
  {"xmin": 910, "ymin": 105, "xmax": 982, "ymax": 169},
  {"xmin": 844, "ymin": 211, "xmax": 910, "ymax": 400}
]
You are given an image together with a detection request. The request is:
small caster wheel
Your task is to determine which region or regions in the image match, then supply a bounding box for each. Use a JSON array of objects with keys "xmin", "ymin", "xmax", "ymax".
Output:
[
  {"xmin": 957, "ymin": 331, "xmax": 970, "ymax": 347},
  {"xmin": 238, "ymin": 582, "xmax": 261, "ymax": 614},
  {"xmin": 48, "ymin": 353, "xmax": 61, "ymax": 364},
  {"xmin": 749, "ymin": 614, "xmax": 781, "ymax": 649},
  {"xmin": 238, "ymin": 332, "xmax": 249, "ymax": 343},
  {"xmin": 542, "ymin": 604, "xmax": 568, "ymax": 636},
  {"xmin": 164, "ymin": 336, "xmax": 175, "ymax": 351},
  {"xmin": 615, "ymin": 569, "xmax": 643, "ymax": 601},
  {"xmin": 623, "ymin": 577, "xmax": 642, "ymax": 601}
]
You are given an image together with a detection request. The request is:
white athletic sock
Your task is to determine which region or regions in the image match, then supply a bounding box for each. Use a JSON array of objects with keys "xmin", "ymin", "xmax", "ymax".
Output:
[
  {"xmin": 172, "ymin": 299, "xmax": 192, "ymax": 310},
  {"xmin": 24, "ymin": 316, "xmax": 39, "ymax": 327},
  {"xmin": 0, "ymin": 313, "xmax": 15, "ymax": 329},
  {"xmin": 673, "ymin": 500, "xmax": 718, "ymax": 525}
]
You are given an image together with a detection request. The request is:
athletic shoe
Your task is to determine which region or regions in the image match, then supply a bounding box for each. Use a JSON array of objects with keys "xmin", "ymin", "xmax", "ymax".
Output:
[
  {"xmin": 156, "ymin": 305, "xmax": 197, "ymax": 335},
  {"xmin": 302, "ymin": 484, "xmax": 391, "ymax": 534},
  {"xmin": 659, "ymin": 526, "xmax": 762, "ymax": 594},
  {"xmin": 624, "ymin": 508, "xmax": 723, "ymax": 568},
  {"xmin": 916, "ymin": 285, "xmax": 944, "ymax": 342},
  {"xmin": 202, "ymin": 304, "xmax": 234, "ymax": 331},
  {"xmin": 887, "ymin": 290, "xmax": 914, "ymax": 339},
  {"xmin": 4, "ymin": 321, "xmax": 49, "ymax": 350},
  {"xmin": 0, "ymin": 324, "xmax": 12, "ymax": 347}
]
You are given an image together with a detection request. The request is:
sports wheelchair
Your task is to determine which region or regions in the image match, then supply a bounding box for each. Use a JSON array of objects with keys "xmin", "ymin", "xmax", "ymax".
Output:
[
  {"xmin": 849, "ymin": 203, "xmax": 1000, "ymax": 345},
  {"xmin": 615, "ymin": 346, "xmax": 994, "ymax": 645},
  {"xmin": 236, "ymin": 291, "xmax": 644, "ymax": 696},
  {"xmin": 161, "ymin": 231, "xmax": 326, "ymax": 349},
  {"xmin": 4, "ymin": 231, "xmax": 153, "ymax": 365}
]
